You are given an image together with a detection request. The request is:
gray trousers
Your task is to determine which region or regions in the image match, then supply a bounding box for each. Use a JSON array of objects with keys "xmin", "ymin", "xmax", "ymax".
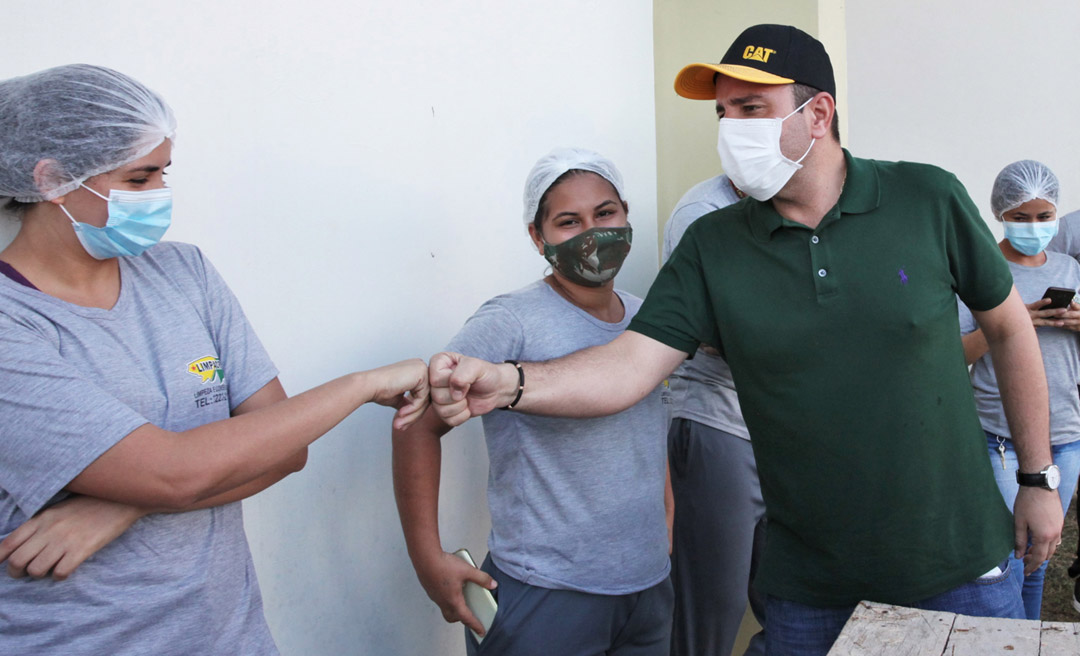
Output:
[
  {"xmin": 668, "ymin": 418, "xmax": 766, "ymax": 656},
  {"xmin": 466, "ymin": 555, "xmax": 674, "ymax": 656}
]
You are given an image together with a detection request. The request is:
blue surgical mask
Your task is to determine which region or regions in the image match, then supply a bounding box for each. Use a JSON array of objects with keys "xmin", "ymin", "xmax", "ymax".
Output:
[
  {"xmin": 59, "ymin": 184, "xmax": 172, "ymax": 259},
  {"xmin": 1003, "ymin": 219, "xmax": 1058, "ymax": 256}
]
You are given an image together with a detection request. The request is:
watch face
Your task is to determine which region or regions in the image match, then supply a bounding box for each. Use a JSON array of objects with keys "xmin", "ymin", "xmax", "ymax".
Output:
[{"xmin": 1046, "ymin": 464, "xmax": 1061, "ymax": 490}]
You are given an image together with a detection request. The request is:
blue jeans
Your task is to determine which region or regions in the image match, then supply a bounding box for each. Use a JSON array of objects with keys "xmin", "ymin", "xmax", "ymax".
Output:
[
  {"xmin": 985, "ymin": 432, "xmax": 1080, "ymax": 619},
  {"xmin": 763, "ymin": 558, "xmax": 1023, "ymax": 656}
]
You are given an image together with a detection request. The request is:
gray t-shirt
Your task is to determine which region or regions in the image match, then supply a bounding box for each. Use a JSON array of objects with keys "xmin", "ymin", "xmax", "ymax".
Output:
[
  {"xmin": 448, "ymin": 280, "xmax": 669, "ymax": 594},
  {"xmin": 1048, "ymin": 208, "xmax": 1080, "ymax": 260},
  {"xmin": 0, "ymin": 242, "xmax": 279, "ymax": 655},
  {"xmin": 958, "ymin": 251, "xmax": 1080, "ymax": 445},
  {"xmin": 661, "ymin": 174, "xmax": 750, "ymax": 439}
]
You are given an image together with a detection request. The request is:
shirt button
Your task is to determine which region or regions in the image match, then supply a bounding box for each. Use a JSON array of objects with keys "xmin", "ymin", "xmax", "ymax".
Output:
[
  {"xmin": 811, "ymin": 236, "xmax": 820, "ymax": 244},
  {"xmin": 818, "ymin": 268, "xmax": 827, "ymax": 277}
]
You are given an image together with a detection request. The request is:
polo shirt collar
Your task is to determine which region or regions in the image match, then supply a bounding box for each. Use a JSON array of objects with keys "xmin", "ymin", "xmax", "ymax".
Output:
[{"xmin": 747, "ymin": 148, "xmax": 881, "ymax": 240}]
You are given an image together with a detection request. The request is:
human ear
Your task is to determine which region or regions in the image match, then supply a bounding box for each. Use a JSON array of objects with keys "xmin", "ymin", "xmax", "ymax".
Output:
[
  {"xmin": 527, "ymin": 223, "xmax": 545, "ymax": 255},
  {"xmin": 807, "ymin": 93, "xmax": 835, "ymax": 140},
  {"xmin": 33, "ymin": 159, "xmax": 70, "ymax": 205}
]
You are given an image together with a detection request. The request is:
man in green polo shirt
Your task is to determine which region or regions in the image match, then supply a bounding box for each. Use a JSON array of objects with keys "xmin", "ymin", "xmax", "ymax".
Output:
[{"xmin": 428, "ymin": 24, "xmax": 1064, "ymax": 655}]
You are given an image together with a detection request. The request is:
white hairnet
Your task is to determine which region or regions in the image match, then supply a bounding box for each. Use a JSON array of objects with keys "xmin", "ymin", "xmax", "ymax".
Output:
[
  {"xmin": 523, "ymin": 147, "xmax": 626, "ymax": 224},
  {"xmin": 0, "ymin": 64, "xmax": 176, "ymax": 203},
  {"xmin": 990, "ymin": 160, "xmax": 1059, "ymax": 220}
]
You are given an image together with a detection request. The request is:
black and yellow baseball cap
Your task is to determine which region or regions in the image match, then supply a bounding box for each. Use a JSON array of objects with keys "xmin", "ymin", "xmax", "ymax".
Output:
[{"xmin": 674, "ymin": 24, "xmax": 835, "ymax": 100}]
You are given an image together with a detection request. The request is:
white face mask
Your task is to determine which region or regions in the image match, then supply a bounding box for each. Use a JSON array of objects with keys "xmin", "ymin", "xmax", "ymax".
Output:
[{"xmin": 716, "ymin": 97, "xmax": 815, "ymax": 201}]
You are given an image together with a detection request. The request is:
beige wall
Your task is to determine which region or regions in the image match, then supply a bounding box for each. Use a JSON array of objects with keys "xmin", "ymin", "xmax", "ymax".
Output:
[{"xmin": 652, "ymin": 0, "xmax": 847, "ymax": 257}]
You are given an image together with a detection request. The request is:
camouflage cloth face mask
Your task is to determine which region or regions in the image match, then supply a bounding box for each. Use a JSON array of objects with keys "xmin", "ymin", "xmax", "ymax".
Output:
[{"xmin": 542, "ymin": 225, "xmax": 633, "ymax": 287}]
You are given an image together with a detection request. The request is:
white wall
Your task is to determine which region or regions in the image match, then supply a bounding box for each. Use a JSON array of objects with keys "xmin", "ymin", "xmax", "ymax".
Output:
[
  {"xmin": 845, "ymin": 1, "xmax": 1080, "ymax": 237},
  {"xmin": 0, "ymin": 2, "xmax": 657, "ymax": 654}
]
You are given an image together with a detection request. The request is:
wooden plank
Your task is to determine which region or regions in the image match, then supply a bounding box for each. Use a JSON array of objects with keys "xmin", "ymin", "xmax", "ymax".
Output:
[
  {"xmin": 827, "ymin": 601, "xmax": 954, "ymax": 655},
  {"xmin": 1040, "ymin": 621, "xmax": 1080, "ymax": 654},
  {"xmin": 943, "ymin": 613, "xmax": 1041, "ymax": 655}
]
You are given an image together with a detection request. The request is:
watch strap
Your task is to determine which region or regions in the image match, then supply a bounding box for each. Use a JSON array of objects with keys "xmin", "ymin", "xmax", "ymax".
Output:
[
  {"xmin": 1015, "ymin": 464, "xmax": 1060, "ymax": 490},
  {"xmin": 1015, "ymin": 470, "xmax": 1048, "ymax": 487}
]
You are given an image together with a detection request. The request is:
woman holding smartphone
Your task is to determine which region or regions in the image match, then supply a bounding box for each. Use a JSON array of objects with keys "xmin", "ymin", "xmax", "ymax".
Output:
[
  {"xmin": 0, "ymin": 64, "xmax": 427, "ymax": 654},
  {"xmin": 958, "ymin": 159, "xmax": 1080, "ymax": 619},
  {"xmin": 393, "ymin": 148, "xmax": 672, "ymax": 655}
]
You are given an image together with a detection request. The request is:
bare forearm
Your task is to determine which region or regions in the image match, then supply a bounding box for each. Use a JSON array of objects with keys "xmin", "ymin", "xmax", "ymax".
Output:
[
  {"xmin": 393, "ymin": 413, "xmax": 498, "ymax": 630},
  {"xmin": 12, "ymin": 375, "xmax": 322, "ymax": 580},
  {"xmin": 179, "ymin": 374, "xmax": 373, "ymax": 497},
  {"xmin": 979, "ymin": 290, "xmax": 1052, "ymax": 470},
  {"xmin": 85, "ymin": 459, "xmax": 307, "ymax": 530},
  {"xmin": 961, "ymin": 329, "xmax": 989, "ymax": 365},
  {"xmin": 181, "ymin": 450, "xmax": 307, "ymax": 511},
  {"xmin": 70, "ymin": 370, "xmax": 391, "ymax": 508},
  {"xmin": 993, "ymin": 336, "xmax": 1052, "ymax": 469},
  {"xmin": 161, "ymin": 380, "xmax": 307, "ymax": 511},
  {"xmin": 430, "ymin": 333, "xmax": 684, "ymax": 426},
  {"xmin": 392, "ymin": 414, "xmax": 448, "ymax": 566},
  {"xmin": 514, "ymin": 332, "xmax": 686, "ymax": 417}
]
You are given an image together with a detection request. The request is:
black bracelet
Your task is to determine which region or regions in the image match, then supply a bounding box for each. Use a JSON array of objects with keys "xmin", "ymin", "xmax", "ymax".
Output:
[{"xmin": 501, "ymin": 360, "xmax": 525, "ymax": 410}]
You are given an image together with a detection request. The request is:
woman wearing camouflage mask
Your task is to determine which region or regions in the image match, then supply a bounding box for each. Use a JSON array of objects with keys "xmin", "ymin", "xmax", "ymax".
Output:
[{"xmin": 394, "ymin": 148, "xmax": 674, "ymax": 655}]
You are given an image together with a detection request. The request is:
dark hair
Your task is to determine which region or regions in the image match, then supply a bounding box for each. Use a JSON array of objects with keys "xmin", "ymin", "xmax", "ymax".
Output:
[
  {"xmin": 532, "ymin": 169, "xmax": 598, "ymax": 232},
  {"xmin": 792, "ymin": 83, "xmax": 840, "ymax": 143},
  {"xmin": 2, "ymin": 198, "xmax": 31, "ymax": 217}
]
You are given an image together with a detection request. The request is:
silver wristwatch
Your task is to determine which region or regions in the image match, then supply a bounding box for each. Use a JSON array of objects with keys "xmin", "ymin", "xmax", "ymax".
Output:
[{"xmin": 1016, "ymin": 464, "xmax": 1061, "ymax": 490}]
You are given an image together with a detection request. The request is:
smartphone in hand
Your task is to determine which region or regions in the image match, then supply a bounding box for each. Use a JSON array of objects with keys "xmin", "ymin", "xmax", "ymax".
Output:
[
  {"xmin": 1042, "ymin": 286, "xmax": 1077, "ymax": 310},
  {"xmin": 452, "ymin": 548, "xmax": 498, "ymax": 644}
]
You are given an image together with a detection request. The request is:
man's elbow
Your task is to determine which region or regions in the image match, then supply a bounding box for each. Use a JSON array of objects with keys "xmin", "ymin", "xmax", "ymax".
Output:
[
  {"xmin": 977, "ymin": 288, "xmax": 1034, "ymax": 347},
  {"xmin": 984, "ymin": 320, "xmax": 1036, "ymax": 351}
]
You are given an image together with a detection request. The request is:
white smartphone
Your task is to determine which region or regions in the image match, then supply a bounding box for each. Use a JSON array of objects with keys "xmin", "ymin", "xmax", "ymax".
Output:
[{"xmin": 452, "ymin": 548, "xmax": 498, "ymax": 644}]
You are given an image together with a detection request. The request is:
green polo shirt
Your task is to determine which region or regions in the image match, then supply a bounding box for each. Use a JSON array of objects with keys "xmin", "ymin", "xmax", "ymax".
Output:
[{"xmin": 630, "ymin": 150, "xmax": 1015, "ymax": 606}]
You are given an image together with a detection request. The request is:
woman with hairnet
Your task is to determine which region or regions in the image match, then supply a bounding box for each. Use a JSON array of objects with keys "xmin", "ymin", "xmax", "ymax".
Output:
[
  {"xmin": 0, "ymin": 64, "xmax": 429, "ymax": 654},
  {"xmin": 393, "ymin": 148, "xmax": 673, "ymax": 655},
  {"xmin": 957, "ymin": 159, "xmax": 1080, "ymax": 620}
]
